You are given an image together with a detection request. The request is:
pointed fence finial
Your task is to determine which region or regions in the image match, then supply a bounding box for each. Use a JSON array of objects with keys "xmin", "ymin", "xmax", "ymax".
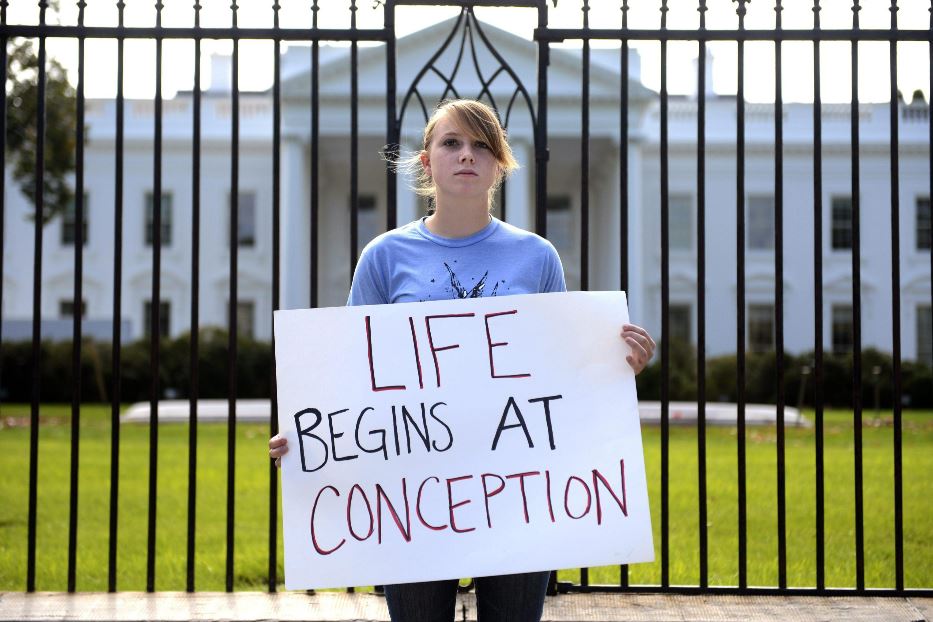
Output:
[{"xmin": 732, "ymin": 0, "xmax": 749, "ymax": 19}]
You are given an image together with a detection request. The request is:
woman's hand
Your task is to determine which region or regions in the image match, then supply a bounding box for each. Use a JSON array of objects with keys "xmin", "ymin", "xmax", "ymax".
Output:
[
  {"xmin": 269, "ymin": 433, "xmax": 289, "ymax": 469},
  {"xmin": 622, "ymin": 323, "xmax": 655, "ymax": 375}
]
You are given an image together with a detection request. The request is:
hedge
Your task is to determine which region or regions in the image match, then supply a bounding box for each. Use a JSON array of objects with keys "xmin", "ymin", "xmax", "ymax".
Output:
[
  {"xmin": 636, "ymin": 339, "xmax": 933, "ymax": 409},
  {"xmin": 0, "ymin": 328, "xmax": 273, "ymax": 403},
  {"xmin": 1, "ymin": 333, "xmax": 930, "ymax": 408}
]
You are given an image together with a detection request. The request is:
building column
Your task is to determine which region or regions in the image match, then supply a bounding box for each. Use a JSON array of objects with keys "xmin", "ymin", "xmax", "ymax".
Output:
[
  {"xmin": 281, "ymin": 137, "xmax": 309, "ymax": 310},
  {"xmin": 504, "ymin": 138, "xmax": 532, "ymax": 231},
  {"xmin": 397, "ymin": 175, "xmax": 420, "ymax": 225},
  {"xmin": 596, "ymin": 140, "xmax": 622, "ymax": 293},
  {"xmin": 396, "ymin": 131, "xmax": 423, "ymax": 226},
  {"xmin": 628, "ymin": 139, "xmax": 645, "ymax": 323}
]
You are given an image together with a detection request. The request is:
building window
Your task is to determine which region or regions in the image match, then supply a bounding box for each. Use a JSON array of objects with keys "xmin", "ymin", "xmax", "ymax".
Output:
[
  {"xmin": 145, "ymin": 192, "xmax": 173, "ymax": 246},
  {"xmin": 228, "ymin": 300, "xmax": 255, "ymax": 339},
  {"xmin": 546, "ymin": 195, "xmax": 573, "ymax": 258},
  {"xmin": 669, "ymin": 304, "xmax": 691, "ymax": 344},
  {"xmin": 919, "ymin": 305, "xmax": 932, "ymax": 367},
  {"xmin": 917, "ymin": 196, "xmax": 931, "ymax": 251},
  {"xmin": 831, "ymin": 196, "xmax": 852, "ymax": 250},
  {"xmin": 748, "ymin": 304, "xmax": 774, "ymax": 353},
  {"xmin": 354, "ymin": 194, "xmax": 379, "ymax": 252},
  {"xmin": 747, "ymin": 195, "xmax": 774, "ymax": 251},
  {"xmin": 144, "ymin": 300, "xmax": 171, "ymax": 339},
  {"xmin": 831, "ymin": 304, "xmax": 854, "ymax": 355},
  {"xmin": 59, "ymin": 299, "xmax": 86, "ymax": 318},
  {"xmin": 62, "ymin": 193, "xmax": 89, "ymax": 246},
  {"xmin": 669, "ymin": 195, "xmax": 692, "ymax": 251},
  {"xmin": 229, "ymin": 191, "xmax": 256, "ymax": 247}
]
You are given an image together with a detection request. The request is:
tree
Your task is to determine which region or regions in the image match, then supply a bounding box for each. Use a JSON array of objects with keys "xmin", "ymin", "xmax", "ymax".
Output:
[{"xmin": 5, "ymin": 35, "xmax": 79, "ymax": 225}]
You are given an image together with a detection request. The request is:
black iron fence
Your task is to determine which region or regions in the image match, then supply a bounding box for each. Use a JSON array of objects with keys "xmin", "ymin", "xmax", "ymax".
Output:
[{"xmin": 1, "ymin": 0, "xmax": 931, "ymax": 598}]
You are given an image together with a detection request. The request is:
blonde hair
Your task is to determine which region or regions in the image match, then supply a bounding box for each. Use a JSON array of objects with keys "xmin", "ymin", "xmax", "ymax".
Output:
[{"xmin": 393, "ymin": 99, "xmax": 520, "ymax": 208}]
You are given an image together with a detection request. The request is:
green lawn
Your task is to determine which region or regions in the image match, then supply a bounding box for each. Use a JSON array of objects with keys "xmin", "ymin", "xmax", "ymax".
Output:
[{"xmin": 0, "ymin": 404, "xmax": 930, "ymax": 591}]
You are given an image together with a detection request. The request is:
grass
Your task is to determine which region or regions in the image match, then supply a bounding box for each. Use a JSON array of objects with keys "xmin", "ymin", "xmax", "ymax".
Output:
[{"xmin": 0, "ymin": 404, "xmax": 931, "ymax": 591}]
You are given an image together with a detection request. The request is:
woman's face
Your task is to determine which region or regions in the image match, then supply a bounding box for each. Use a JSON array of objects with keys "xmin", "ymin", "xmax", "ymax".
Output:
[{"xmin": 421, "ymin": 114, "xmax": 499, "ymax": 204}]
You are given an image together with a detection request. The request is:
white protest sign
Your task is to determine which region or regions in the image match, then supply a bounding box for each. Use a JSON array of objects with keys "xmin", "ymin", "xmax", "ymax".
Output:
[{"xmin": 274, "ymin": 291, "xmax": 653, "ymax": 589}]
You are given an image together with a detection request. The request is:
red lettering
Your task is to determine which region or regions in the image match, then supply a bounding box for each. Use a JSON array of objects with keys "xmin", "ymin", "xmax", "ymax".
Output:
[
  {"xmin": 484, "ymin": 310, "xmax": 531, "ymax": 379},
  {"xmin": 347, "ymin": 484, "xmax": 374, "ymax": 541},
  {"xmin": 593, "ymin": 460, "xmax": 628, "ymax": 524},
  {"xmin": 446, "ymin": 475, "xmax": 476, "ymax": 533},
  {"xmin": 564, "ymin": 475, "xmax": 592, "ymax": 520},
  {"xmin": 408, "ymin": 317, "xmax": 424, "ymax": 390},
  {"xmin": 424, "ymin": 313, "xmax": 475, "ymax": 388},
  {"xmin": 506, "ymin": 471, "xmax": 540, "ymax": 524},
  {"xmin": 366, "ymin": 315, "xmax": 406, "ymax": 392},
  {"xmin": 310, "ymin": 485, "xmax": 346, "ymax": 555},
  {"xmin": 545, "ymin": 470, "xmax": 556, "ymax": 523},
  {"xmin": 481, "ymin": 473, "xmax": 506, "ymax": 529},
  {"xmin": 376, "ymin": 479, "xmax": 412, "ymax": 543},
  {"xmin": 416, "ymin": 476, "xmax": 447, "ymax": 531}
]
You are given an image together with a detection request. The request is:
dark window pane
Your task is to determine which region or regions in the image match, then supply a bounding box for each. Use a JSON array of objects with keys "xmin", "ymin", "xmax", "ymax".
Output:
[
  {"xmin": 145, "ymin": 192, "xmax": 173, "ymax": 247},
  {"xmin": 230, "ymin": 191, "xmax": 256, "ymax": 247},
  {"xmin": 669, "ymin": 195, "xmax": 692, "ymax": 251},
  {"xmin": 831, "ymin": 196, "xmax": 852, "ymax": 250},
  {"xmin": 546, "ymin": 195, "xmax": 573, "ymax": 258},
  {"xmin": 917, "ymin": 197, "xmax": 931, "ymax": 251},
  {"xmin": 144, "ymin": 300, "xmax": 171, "ymax": 338},
  {"xmin": 748, "ymin": 304, "xmax": 774, "ymax": 353},
  {"xmin": 228, "ymin": 299, "xmax": 256, "ymax": 339},
  {"xmin": 747, "ymin": 195, "xmax": 774, "ymax": 250},
  {"xmin": 62, "ymin": 193, "xmax": 89, "ymax": 246},
  {"xmin": 831, "ymin": 304, "xmax": 853, "ymax": 355},
  {"xmin": 919, "ymin": 306, "xmax": 932, "ymax": 367},
  {"xmin": 669, "ymin": 304, "xmax": 691, "ymax": 343},
  {"xmin": 238, "ymin": 301, "xmax": 254, "ymax": 339},
  {"xmin": 59, "ymin": 299, "xmax": 86, "ymax": 318}
]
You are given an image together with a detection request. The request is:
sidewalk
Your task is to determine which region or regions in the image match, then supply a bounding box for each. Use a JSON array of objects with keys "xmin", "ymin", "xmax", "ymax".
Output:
[{"xmin": 1, "ymin": 591, "xmax": 931, "ymax": 621}]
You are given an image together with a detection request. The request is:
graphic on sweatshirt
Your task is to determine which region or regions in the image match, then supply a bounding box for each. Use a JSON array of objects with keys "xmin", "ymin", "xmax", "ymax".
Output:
[{"xmin": 444, "ymin": 262, "xmax": 500, "ymax": 299}]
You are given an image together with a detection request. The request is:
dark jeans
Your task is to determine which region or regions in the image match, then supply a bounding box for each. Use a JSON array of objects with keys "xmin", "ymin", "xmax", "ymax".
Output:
[{"xmin": 384, "ymin": 571, "xmax": 551, "ymax": 622}]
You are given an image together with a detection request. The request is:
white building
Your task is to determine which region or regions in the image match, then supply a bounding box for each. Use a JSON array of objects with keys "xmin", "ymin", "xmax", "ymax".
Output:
[{"xmin": 2, "ymin": 16, "xmax": 931, "ymax": 364}]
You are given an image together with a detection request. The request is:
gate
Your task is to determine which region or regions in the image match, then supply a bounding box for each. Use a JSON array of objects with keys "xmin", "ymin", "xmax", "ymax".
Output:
[{"xmin": 1, "ymin": 0, "xmax": 931, "ymax": 597}]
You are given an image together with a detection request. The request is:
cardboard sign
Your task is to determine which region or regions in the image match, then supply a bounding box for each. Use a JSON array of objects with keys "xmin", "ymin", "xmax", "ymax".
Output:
[{"xmin": 273, "ymin": 291, "xmax": 653, "ymax": 589}]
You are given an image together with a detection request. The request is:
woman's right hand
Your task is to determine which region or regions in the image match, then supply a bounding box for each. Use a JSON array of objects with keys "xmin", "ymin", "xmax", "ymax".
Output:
[{"xmin": 269, "ymin": 433, "xmax": 289, "ymax": 469}]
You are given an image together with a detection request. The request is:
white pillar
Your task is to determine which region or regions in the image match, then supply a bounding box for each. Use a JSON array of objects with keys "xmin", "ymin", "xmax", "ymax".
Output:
[
  {"xmin": 397, "ymin": 177, "xmax": 420, "ymax": 225},
  {"xmin": 598, "ymin": 140, "xmax": 622, "ymax": 293},
  {"xmin": 504, "ymin": 139, "xmax": 532, "ymax": 231},
  {"xmin": 396, "ymin": 132, "xmax": 423, "ymax": 226},
  {"xmin": 628, "ymin": 139, "xmax": 645, "ymax": 323},
  {"xmin": 281, "ymin": 137, "xmax": 309, "ymax": 309}
]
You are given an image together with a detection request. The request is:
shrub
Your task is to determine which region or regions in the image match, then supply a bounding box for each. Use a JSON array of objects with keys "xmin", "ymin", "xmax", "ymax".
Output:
[
  {"xmin": 1, "ymin": 334, "xmax": 929, "ymax": 408},
  {"xmin": 0, "ymin": 328, "xmax": 273, "ymax": 403},
  {"xmin": 633, "ymin": 343, "xmax": 931, "ymax": 409}
]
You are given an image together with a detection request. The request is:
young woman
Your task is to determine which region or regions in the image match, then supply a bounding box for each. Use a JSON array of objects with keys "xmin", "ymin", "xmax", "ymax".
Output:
[{"xmin": 269, "ymin": 99, "xmax": 655, "ymax": 622}]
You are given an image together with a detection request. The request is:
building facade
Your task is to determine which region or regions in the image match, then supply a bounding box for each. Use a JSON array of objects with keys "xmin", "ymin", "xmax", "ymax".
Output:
[{"xmin": 2, "ymin": 16, "xmax": 931, "ymax": 364}]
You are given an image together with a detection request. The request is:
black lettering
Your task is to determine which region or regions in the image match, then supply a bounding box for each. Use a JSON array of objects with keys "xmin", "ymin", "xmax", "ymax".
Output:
[
  {"xmin": 327, "ymin": 408, "xmax": 358, "ymax": 463},
  {"xmin": 355, "ymin": 406, "xmax": 389, "ymax": 461},
  {"xmin": 528, "ymin": 395, "xmax": 563, "ymax": 450},
  {"xmin": 391, "ymin": 405, "xmax": 402, "ymax": 456},
  {"xmin": 429, "ymin": 401, "xmax": 454, "ymax": 452},
  {"xmin": 490, "ymin": 396, "xmax": 534, "ymax": 451},
  {"xmin": 294, "ymin": 408, "xmax": 328, "ymax": 472},
  {"xmin": 401, "ymin": 403, "xmax": 431, "ymax": 454}
]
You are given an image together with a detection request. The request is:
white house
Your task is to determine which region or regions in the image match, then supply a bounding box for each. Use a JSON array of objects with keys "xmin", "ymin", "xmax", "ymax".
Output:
[{"xmin": 2, "ymin": 15, "xmax": 930, "ymax": 365}]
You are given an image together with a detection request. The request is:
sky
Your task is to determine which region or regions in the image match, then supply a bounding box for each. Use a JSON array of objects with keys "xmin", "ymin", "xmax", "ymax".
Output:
[{"xmin": 5, "ymin": 0, "xmax": 932, "ymax": 104}]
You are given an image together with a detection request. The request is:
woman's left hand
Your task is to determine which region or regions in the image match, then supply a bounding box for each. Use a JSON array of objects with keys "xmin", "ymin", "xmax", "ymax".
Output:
[{"xmin": 621, "ymin": 323, "xmax": 656, "ymax": 375}]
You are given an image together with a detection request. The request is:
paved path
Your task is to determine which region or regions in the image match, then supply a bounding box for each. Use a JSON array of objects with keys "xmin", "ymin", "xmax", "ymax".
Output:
[{"xmin": 1, "ymin": 591, "xmax": 931, "ymax": 621}]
